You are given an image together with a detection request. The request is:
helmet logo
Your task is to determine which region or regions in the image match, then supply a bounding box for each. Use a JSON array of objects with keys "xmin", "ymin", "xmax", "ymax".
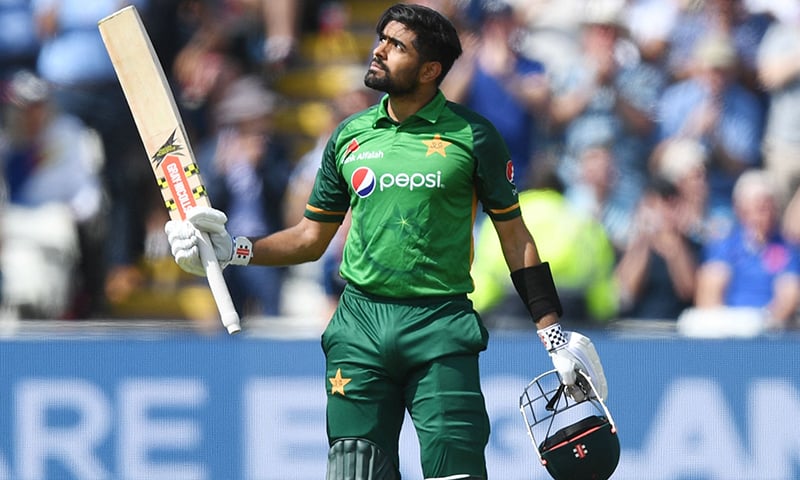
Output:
[{"xmin": 573, "ymin": 443, "xmax": 589, "ymax": 459}]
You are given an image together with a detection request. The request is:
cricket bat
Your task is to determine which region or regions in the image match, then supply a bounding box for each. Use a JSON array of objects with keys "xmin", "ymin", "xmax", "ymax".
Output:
[{"xmin": 98, "ymin": 6, "xmax": 241, "ymax": 334}]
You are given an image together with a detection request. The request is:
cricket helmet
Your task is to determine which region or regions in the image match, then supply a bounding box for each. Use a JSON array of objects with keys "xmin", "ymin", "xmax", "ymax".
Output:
[{"xmin": 519, "ymin": 369, "xmax": 620, "ymax": 480}]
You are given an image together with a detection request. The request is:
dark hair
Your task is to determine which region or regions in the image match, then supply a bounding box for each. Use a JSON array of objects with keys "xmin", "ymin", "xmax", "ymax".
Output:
[
  {"xmin": 376, "ymin": 3, "xmax": 462, "ymax": 85},
  {"xmin": 648, "ymin": 175, "xmax": 679, "ymax": 200}
]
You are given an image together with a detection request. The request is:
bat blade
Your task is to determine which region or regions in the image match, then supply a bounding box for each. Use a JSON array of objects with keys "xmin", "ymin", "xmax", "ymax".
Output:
[{"xmin": 98, "ymin": 6, "xmax": 241, "ymax": 334}]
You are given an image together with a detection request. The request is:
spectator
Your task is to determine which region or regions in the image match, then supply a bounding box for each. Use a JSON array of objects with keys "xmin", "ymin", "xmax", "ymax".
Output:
[
  {"xmin": 549, "ymin": 0, "xmax": 666, "ymax": 246},
  {"xmin": 215, "ymin": 0, "xmax": 326, "ymax": 78},
  {"xmin": 623, "ymin": 0, "xmax": 680, "ymax": 68},
  {"xmin": 708, "ymin": 0, "xmax": 773, "ymax": 95},
  {"xmin": 756, "ymin": 11, "xmax": 800, "ymax": 209},
  {"xmin": 664, "ymin": 0, "xmax": 709, "ymax": 82},
  {"xmin": 693, "ymin": 169, "xmax": 800, "ymax": 331},
  {"xmin": 257, "ymin": 0, "xmax": 301, "ymax": 73},
  {"xmin": 505, "ymin": 0, "xmax": 588, "ymax": 35},
  {"xmin": 303, "ymin": 1, "xmax": 362, "ymax": 65},
  {"xmin": 564, "ymin": 141, "xmax": 632, "ymax": 251},
  {"xmin": 614, "ymin": 177, "xmax": 699, "ymax": 320},
  {"xmin": 656, "ymin": 33, "xmax": 765, "ymax": 222},
  {"xmin": 651, "ymin": 137, "xmax": 731, "ymax": 244},
  {"xmin": 442, "ymin": 0, "xmax": 549, "ymax": 189},
  {"xmin": 507, "ymin": 0, "xmax": 584, "ymax": 81},
  {"xmin": 0, "ymin": 70, "xmax": 103, "ymax": 318},
  {"xmin": 0, "ymin": 0, "xmax": 39, "ymax": 80},
  {"xmin": 471, "ymin": 161, "xmax": 618, "ymax": 329},
  {"xmin": 32, "ymin": 0, "xmax": 157, "ymax": 316},
  {"xmin": 195, "ymin": 74, "xmax": 293, "ymax": 318},
  {"xmin": 170, "ymin": 0, "xmax": 260, "ymax": 139},
  {"xmin": 665, "ymin": 0, "xmax": 772, "ymax": 87}
]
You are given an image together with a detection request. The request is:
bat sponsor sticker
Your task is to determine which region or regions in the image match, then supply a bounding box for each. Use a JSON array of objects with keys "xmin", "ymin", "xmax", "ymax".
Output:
[{"xmin": 161, "ymin": 155, "xmax": 197, "ymax": 219}]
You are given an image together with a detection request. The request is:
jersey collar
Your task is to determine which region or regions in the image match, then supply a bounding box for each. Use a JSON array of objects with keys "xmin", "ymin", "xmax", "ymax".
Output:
[{"xmin": 373, "ymin": 90, "xmax": 447, "ymax": 127}]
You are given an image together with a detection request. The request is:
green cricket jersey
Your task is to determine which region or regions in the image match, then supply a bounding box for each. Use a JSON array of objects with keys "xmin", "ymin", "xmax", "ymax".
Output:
[{"xmin": 305, "ymin": 90, "xmax": 520, "ymax": 298}]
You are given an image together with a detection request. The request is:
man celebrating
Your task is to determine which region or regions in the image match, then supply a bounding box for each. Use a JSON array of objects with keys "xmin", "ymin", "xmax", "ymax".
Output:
[{"xmin": 166, "ymin": 4, "xmax": 606, "ymax": 479}]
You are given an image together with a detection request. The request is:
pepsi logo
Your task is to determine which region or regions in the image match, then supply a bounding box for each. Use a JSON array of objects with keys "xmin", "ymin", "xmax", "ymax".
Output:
[{"xmin": 351, "ymin": 167, "xmax": 376, "ymax": 198}]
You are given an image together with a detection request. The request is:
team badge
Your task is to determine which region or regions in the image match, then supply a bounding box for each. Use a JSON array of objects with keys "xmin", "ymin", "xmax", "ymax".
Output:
[
  {"xmin": 422, "ymin": 134, "xmax": 451, "ymax": 157},
  {"xmin": 329, "ymin": 368, "xmax": 352, "ymax": 396},
  {"xmin": 506, "ymin": 160, "xmax": 515, "ymax": 184},
  {"xmin": 351, "ymin": 166, "xmax": 376, "ymax": 198}
]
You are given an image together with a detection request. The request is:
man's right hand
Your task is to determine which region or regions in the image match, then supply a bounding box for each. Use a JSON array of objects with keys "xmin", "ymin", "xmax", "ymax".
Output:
[
  {"xmin": 538, "ymin": 323, "xmax": 608, "ymax": 402},
  {"xmin": 165, "ymin": 207, "xmax": 234, "ymax": 276}
]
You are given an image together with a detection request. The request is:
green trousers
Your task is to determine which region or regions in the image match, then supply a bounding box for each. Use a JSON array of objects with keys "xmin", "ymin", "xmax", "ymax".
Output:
[{"xmin": 322, "ymin": 284, "xmax": 491, "ymax": 478}]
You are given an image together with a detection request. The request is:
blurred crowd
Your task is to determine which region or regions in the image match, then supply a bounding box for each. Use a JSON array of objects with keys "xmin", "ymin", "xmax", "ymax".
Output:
[{"xmin": 0, "ymin": 0, "xmax": 799, "ymax": 336}]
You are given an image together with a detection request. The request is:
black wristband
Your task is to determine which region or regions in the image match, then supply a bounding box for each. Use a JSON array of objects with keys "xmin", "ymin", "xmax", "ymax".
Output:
[{"xmin": 510, "ymin": 262, "xmax": 563, "ymax": 322}]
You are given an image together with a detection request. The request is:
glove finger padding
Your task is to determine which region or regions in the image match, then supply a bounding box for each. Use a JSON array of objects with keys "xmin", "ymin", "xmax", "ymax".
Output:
[
  {"xmin": 550, "ymin": 332, "xmax": 608, "ymax": 401},
  {"xmin": 566, "ymin": 332, "xmax": 607, "ymax": 400},
  {"xmin": 549, "ymin": 350, "xmax": 579, "ymax": 386},
  {"xmin": 165, "ymin": 220, "xmax": 206, "ymax": 277},
  {"xmin": 187, "ymin": 207, "xmax": 228, "ymax": 233},
  {"xmin": 186, "ymin": 207, "xmax": 233, "ymax": 266}
]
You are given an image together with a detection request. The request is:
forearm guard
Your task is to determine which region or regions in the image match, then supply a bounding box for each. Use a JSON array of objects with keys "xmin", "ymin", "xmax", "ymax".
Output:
[{"xmin": 510, "ymin": 262, "xmax": 563, "ymax": 323}]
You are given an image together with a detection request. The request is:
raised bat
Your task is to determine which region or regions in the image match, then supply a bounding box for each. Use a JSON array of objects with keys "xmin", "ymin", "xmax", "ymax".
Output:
[{"xmin": 98, "ymin": 5, "xmax": 241, "ymax": 334}]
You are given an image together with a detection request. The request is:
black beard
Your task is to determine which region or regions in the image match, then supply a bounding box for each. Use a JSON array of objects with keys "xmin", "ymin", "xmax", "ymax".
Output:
[
  {"xmin": 364, "ymin": 70, "xmax": 418, "ymax": 96},
  {"xmin": 364, "ymin": 69, "xmax": 390, "ymax": 92}
]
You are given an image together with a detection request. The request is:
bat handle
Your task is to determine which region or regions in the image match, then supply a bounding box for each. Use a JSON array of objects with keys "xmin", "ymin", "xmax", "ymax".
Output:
[{"xmin": 197, "ymin": 232, "xmax": 242, "ymax": 334}]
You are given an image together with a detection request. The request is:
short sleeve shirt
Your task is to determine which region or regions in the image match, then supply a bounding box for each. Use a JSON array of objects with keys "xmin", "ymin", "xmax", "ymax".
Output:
[
  {"xmin": 703, "ymin": 225, "xmax": 800, "ymax": 307},
  {"xmin": 305, "ymin": 91, "xmax": 519, "ymax": 298}
]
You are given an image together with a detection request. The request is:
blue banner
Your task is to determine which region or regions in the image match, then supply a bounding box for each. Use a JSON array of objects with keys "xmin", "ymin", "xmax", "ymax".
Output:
[{"xmin": 0, "ymin": 331, "xmax": 798, "ymax": 479}]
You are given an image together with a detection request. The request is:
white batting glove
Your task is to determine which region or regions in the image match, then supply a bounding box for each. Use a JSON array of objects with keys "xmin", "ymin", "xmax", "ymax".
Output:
[
  {"xmin": 164, "ymin": 207, "xmax": 252, "ymax": 276},
  {"xmin": 538, "ymin": 323, "xmax": 608, "ymax": 401},
  {"xmin": 165, "ymin": 219, "xmax": 207, "ymax": 276}
]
